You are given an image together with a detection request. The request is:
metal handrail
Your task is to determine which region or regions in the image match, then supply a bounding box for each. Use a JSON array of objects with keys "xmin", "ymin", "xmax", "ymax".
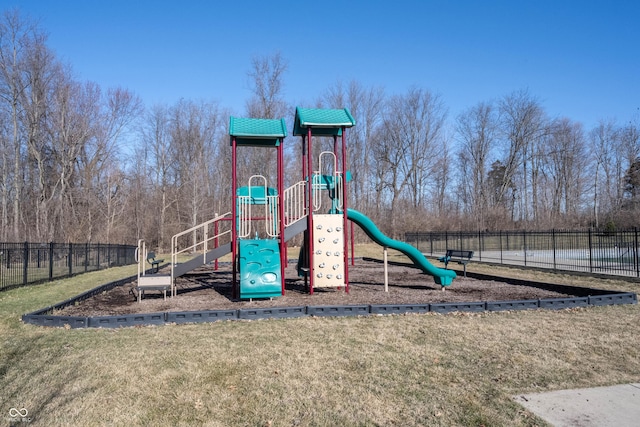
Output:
[
  {"xmin": 171, "ymin": 212, "xmax": 232, "ymax": 268},
  {"xmin": 284, "ymin": 180, "xmax": 307, "ymax": 226}
]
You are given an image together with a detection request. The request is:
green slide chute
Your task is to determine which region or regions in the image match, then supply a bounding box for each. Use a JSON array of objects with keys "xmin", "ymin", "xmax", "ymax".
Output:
[{"xmin": 347, "ymin": 208, "xmax": 456, "ymax": 286}]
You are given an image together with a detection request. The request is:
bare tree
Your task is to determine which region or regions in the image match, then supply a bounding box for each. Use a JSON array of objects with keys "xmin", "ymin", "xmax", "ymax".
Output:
[
  {"xmin": 619, "ymin": 121, "xmax": 640, "ymax": 174},
  {"xmin": 81, "ymin": 87, "xmax": 141, "ymax": 241},
  {"xmin": 542, "ymin": 118, "xmax": 589, "ymax": 225},
  {"xmin": 455, "ymin": 101, "xmax": 499, "ymax": 229},
  {"xmin": 589, "ymin": 120, "xmax": 618, "ymax": 226},
  {"xmin": 371, "ymin": 87, "xmax": 447, "ymax": 236},
  {"xmin": 169, "ymin": 99, "xmax": 225, "ymax": 245},
  {"xmin": 0, "ymin": 111, "xmax": 9, "ymax": 240},
  {"xmin": 623, "ymin": 157, "xmax": 640, "ymax": 210},
  {"xmin": 21, "ymin": 32, "xmax": 59, "ymax": 240},
  {"xmin": 486, "ymin": 160, "xmax": 516, "ymax": 227},
  {"xmin": 321, "ymin": 80, "xmax": 385, "ymax": 214},
  {"xmin": 0, "ymin": 10, "xmax": 35, "ymax": 239},
  {"xmin": 140, "ymin": 104, "xmax": 173, "ymax": 248},
  {"xmin": 498, "ymin": 89, "xmax": 546, "ymax": 224},
  {"xmin": 245, "ymin": 51, "xmax": 288, "ymax": 120},
  {"xmin": 240, "ymin": 52, "xmax": 289, "ymax": 186}
]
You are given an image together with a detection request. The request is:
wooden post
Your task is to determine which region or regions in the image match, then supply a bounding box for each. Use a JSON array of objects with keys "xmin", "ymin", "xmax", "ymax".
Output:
[{"xmin": 383, "ymin": 246, "xmax": 388, "ymax": 293}]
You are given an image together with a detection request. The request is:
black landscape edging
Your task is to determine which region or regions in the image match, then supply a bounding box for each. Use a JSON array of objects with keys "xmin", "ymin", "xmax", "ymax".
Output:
[
  {"xmin": 88, "ymin": 312, "xmax": 166, "ymax": 328},
  {"xmin": 588, "ymin": 292, "xmax": 637, "ymax": 306},
  {"xmin": 22, "ymin": 314, "xmax": 88, "ymax": 328},
  {"xmin": 486, "ymin": 299, "xmax": 540, "ymax": 312},
  {"xmin": 370, "ymin": 304, "xmax": 430, "ymax": 315},
  {"xmin": 430, "ymin": 301, "xmax": 486, "ymax": 314},
  {"xmin": 238, "ymin": 306, "xmax": 307, "ymax": 320},
  {"xmin": 306, "ymin": 305, "xmax": 370, "ymax": 317},
  {"xmin": 167, "ymin": 309, "xmax": 238, "ymax": 324},
  {"xmin": 21, "ymin": 271, "xmax": 638, "ymax": 329},
  {"xmin": 539, "ymin": 296, "xmax": 589, "ymax": 310}
]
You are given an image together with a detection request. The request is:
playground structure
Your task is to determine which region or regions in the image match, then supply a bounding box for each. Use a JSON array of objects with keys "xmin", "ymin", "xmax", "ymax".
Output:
[{"xmin": 135, "ymin": 107, "xmax": 456, "ymax": 301}]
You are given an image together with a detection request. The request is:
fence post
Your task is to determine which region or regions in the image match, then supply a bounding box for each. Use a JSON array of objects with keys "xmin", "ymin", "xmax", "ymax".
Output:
[
  {"xmin": 68, "ymin": 243, "xmax": 73, "ymax": 276},
  {"xmin": 523, "ymin": 231, "xmax": 527, "ymax": 266},
  {"xmin": 588, "ymin": 229, "xmax": 593, "ymax": 273},
  {"xmin": 635, "ymin": 227, "xmax": 639, "ymax": 278},
  {"xmin": 49, "ymin": 242, "xmax": 54, "ymax": 281},
  {"xmin": 478, "ymin": 230, "xmax": 482, "ymax": 261},
  {"xmin": 84, "ymin": 243, "xmax": 89, "ymax": 272},
  {"xmin": 23, "ymin": 241, "xmax": 29, "ymax": 285},
  {"xmin": 552, "ymin": 230, "xmax": 557, "ymax": 270}
]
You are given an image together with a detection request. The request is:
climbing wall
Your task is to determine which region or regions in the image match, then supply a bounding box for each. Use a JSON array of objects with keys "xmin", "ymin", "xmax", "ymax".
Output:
[{"xmin": 312, "ymin": 214, "xmax": 345, "ymax": 288}]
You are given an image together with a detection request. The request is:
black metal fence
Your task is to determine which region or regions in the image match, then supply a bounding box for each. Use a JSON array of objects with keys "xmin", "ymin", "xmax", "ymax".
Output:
[
  {"xmin": 405, "ymin": 229, "xmax": 640, "ymax": 278},
  {"xmin": 0, "ymin": 242, "xmax": 137, "ymax": 291}
]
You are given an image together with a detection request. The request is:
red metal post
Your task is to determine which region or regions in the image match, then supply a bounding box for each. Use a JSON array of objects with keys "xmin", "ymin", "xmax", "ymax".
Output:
[
  {"xmin": 231, "ymin": 136, "xmax": 238, "ymax": 298},
  {"xmin": 301, "ymin": 135, "xmax": 309, "ymax": 292},
  {"xmin": 307, "ymin": 127, "xmax": 314, "ymax": 294},
  {"xmin": 278, "ymin": 138, "xmax": 286, "ymax": 295},
  {"xmin": 341, "ymin": 127, "xmax": 349, "ymax": 292}
]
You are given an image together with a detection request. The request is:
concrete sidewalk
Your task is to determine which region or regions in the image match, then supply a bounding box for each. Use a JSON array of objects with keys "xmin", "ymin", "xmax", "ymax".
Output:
[{"xmin": 514, "ymin": 383, "xmax": 640, "ymax": 426}]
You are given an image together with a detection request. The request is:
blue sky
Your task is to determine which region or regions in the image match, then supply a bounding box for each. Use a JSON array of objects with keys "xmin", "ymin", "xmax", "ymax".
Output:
[{"xmin": 5, "ymin": 0, "xmax": 640, "ymax": 130}]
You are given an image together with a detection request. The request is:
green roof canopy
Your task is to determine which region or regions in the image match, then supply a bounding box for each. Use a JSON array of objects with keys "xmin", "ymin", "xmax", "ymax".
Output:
[
  {"xmin": 229, "ymin": 117, "xmax": 287, "ymax": 146},
  {"xmin": 293, "ymin": 107, "xmax": 356, "ymax": 137}
]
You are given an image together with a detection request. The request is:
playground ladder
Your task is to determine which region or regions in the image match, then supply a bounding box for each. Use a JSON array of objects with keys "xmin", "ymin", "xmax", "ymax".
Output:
[{"xmin": 314, "ymin": 151, "xmax": 344, "ymax": 212}]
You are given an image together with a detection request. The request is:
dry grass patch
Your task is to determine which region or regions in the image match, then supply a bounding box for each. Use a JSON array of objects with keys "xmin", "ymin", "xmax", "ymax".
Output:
[
  {"xmin": 1, "ymin": 249, "xmax": 639, "ymax": 426},
  {"xmin": 2, "ymin": 303, "xmax": 640, "ymax": 426}
]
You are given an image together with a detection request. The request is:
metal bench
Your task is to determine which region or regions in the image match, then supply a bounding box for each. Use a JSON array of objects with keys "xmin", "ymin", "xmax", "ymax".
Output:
[
  {"xmin": 146, "ymin": 252, "xmax": 164, "ymax": 273},
  {"xmin": 438, "ymin": 249, "xmax": 474, "ymax": 277}
]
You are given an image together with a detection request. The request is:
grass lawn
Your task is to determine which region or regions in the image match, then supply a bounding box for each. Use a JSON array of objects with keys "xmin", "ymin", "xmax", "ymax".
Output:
[{"xmin": 1, "ymin": 246, "xmax": 639, "ymax": 426}]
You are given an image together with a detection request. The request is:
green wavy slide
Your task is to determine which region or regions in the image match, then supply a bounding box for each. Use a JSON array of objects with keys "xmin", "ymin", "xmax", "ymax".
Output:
[{"xmin": 347, "ymin": 208, "xmax": 456, "ymax": 286}]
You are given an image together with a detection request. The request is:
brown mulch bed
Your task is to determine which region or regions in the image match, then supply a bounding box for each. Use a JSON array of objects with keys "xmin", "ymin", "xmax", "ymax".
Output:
[{"xmin": 57, "ymin": 259, "xmax": 577, "ymax": 317}]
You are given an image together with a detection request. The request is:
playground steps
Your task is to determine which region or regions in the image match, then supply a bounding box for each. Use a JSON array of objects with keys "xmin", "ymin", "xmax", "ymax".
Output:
[{"xmin": 136, "ymin": 274, "xmax": 172, "ymax": 302}]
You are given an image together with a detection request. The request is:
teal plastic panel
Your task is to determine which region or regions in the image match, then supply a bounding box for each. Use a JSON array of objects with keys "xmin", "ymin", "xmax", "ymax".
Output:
[
  {"xmin": 238, "ymin": 239, "xmax": 282, "ymax": 299},
  {"xmin": 237, "ymin": 186, "xmax": 278, "ymax": 203}
]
